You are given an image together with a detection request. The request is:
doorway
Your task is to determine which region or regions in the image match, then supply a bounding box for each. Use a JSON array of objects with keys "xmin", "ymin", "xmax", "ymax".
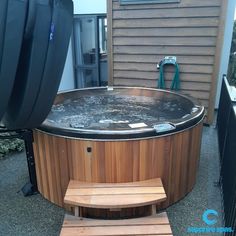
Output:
[{"xmin": 73, "ymin": 15, "xmax": 107, "ymax": 88}]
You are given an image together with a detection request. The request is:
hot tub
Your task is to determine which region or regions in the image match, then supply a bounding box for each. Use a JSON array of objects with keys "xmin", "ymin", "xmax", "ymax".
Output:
[{"xmin": 33, "ymin": 87, "xmax": 204, "ymax": 218}]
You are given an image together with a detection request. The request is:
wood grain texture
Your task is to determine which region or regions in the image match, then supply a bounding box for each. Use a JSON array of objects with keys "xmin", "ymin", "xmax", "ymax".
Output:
[
  {"xmin": 60, "ymin": 212, "xmax": 173, "ymax": 236},
  {"xmin": 113, "ymin": 7, "xmax": 220, "ymax": 19},
  {"xmin": 113, "ymin": 54, "xmax": 215, "ymax": 65},
  {"xmin": 113, "ymin": 18, "xmax": 219, "ymax": 28},
  {"xmin": 114, "ymin": 63, "xmax": 213, "ymax": 74},
  {"xmin": 33, "ymin": 121, "xmax": 203, "ymax": 217},
  {"xmin": 64, "ymin": 178, "xmax": 166, "ymax": 209},
  {"xmin": 113, "ymin": 36, "xmax": 217, "ymax": 47},
  {"xmin": 113, "ymin": 71, "xmax": 213, "ymax": 82},
  {"xmin": 107, "ymin": 0, "xmax": 226, "ymax": 124},
  {"xmin": 113, "ymin": 28, "xmax": 218, "ymax": 37},
  {"xmin": 112, "ymin": 0, "xmax": 221, "ymax": 9}
]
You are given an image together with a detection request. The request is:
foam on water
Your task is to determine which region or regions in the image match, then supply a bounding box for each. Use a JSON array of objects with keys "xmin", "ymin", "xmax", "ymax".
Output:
[{"xmin": 48, "ymin": 93, "xmax": 192, "ymax": 130}]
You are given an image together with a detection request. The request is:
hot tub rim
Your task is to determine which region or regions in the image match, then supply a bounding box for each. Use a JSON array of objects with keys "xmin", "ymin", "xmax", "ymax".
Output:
[
  {"xmin": 35, "ymin": 115, "xmax": 205, "ymax": 142},
  {"xmin": 37, "ymin": 86, "xmax": 205, "ymax": 140}
]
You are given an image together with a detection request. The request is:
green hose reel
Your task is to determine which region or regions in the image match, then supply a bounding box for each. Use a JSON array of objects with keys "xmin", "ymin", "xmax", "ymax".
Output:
[{"xmin": 157, "ymin": 56, "xmax": 180, "ymax": 91}]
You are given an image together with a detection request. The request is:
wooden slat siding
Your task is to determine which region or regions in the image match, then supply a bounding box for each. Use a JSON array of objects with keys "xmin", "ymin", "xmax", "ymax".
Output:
[
  {"xmin": 113, "ymin": 77, "xmax": 211, "ymax": 88},
  {"xmin": 179, "ymin": 129, "xmax": 190, "ymax": 197},
  {"xmin": 62, "ymin": 212, "xmax": 170, "ymax": 226},
  {"xmin": 114, "ymin": 71, "xmax": 212, "ymax": 82},
  {"xmin": 110, "ymin": 0, "xmax": 225, "ymax": 124},
  {"xmin": 65, "ymin": 195, "xmax": 166, "ymax": 209},
  {"xmin": 113, "ymin": 46, "xmax": 216, "ymax": 56},
  {"xmin": 113, "ymin": 0, "xmax": 221, "ymax": 9},
  {"xmin": 114, "ymin": 78, "xmax": 211, "ymax": 90},
  {"xmin": 84, "ymin": 141, "xmax": 92, "ymax": 182},
  {"xmin": 114, "ymin": 18, "xmax": 220, "ymax": 28},
  {"xmin": 44, "ymin": 134, "xmax": 56, "ymax": 203},
  {"xmin": 58, "ymin": 138, "xmax": 70, "ymax": 201},
  {"xmin": 113, "ymin": 79, "xmax": 210, "ymax": 107},
  {"xmin": 188, "ymin": 122, "xmax": 203, "ymax": 192},
  {"xmin": 66, "ymin": 139, "xmax": 73, "ymax": 184},
  {"xmin": 114, "ymin": 37, "xmax": 217, "ymax": 47},
  {"xmin": 114, "ymin": 55, "xmax": 215, "ymax": 65},
  {"xmin": 33, "ymin": 121, "xmax": 203, "ymax": 218},
  {"xmin": 60, "ymin": 213, "xmax": 173, "ymax": 236},
  {"xmin": 113, "ymin": 7, "xmax": 220, "ymax": 19},
  {"xmin": 37, "ymin": 131, "xmax": 50, "ymax": 200},
  {"xmin": 68, "ymin": 178, "xmax": 163, "ymax": 188},
  {"xmin": 60, "ymin": 225, "xmax": 172, "ymax": 235},
  {"xmin": 52, "ymin": 136, "xmax": 63, "ymax": 206},
  {"xmin": 114, "ymin": 27, "xmax": 218, "ymax": 37},
  {"xmin": 114, "ymin": 63, "xmax": 213, "ymax": 74},
  {"xmin": 64, "ymin": 178, "xmax": 166, "ymax": 209}
]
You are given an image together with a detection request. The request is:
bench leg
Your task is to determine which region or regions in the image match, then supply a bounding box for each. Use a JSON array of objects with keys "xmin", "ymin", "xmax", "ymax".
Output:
[
  {"xmin": 151, "ymin": 204, "xmax": 156, "ymax": 216},
  {"xmin": 74, "ymin": 206, "xmax": 82, "ymax": 217}
]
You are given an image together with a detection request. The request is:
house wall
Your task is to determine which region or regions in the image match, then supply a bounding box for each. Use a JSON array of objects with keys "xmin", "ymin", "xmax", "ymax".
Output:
[
  {"xmin": 59, "ymin": 0, "xmax": 107, "ymax": 91},
  {"xmin": 107, "ymin": 0, "xmax": 229, "ymax": 123}
]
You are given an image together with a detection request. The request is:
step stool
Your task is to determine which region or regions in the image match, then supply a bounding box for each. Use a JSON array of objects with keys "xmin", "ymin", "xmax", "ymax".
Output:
[{"xmin": 60, "ymin": 178, "xmax": 173, "ymax": 235}]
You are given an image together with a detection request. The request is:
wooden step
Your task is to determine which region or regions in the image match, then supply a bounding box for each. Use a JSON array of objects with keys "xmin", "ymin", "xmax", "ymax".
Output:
[
  {"xmin": 60, "ymin": 212, "xmax": 173, "ymax": 236},
  {"xmin": 64, "ymin": 178, "xmax": 167, "ymax": 211}
]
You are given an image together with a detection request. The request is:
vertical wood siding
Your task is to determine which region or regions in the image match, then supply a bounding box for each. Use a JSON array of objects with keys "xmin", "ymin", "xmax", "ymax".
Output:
[{"xmin": 108, "ymin": 0, "xmax": 227, "ymax": 123}]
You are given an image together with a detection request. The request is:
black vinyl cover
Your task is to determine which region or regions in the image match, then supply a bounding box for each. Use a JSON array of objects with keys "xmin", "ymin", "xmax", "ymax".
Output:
[
  {"xmin": 3, "ymin": 0, "xmax": 73, "ymax": 129},
  {"xmin": 0, "ymin": 0, "xmax": 27, "ymax": 121}
]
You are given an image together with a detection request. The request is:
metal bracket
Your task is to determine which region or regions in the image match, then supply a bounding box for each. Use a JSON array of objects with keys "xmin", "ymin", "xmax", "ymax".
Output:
[
  {"xmin": 157, "ymin": 56, "xmax": 177, "ymax": 70},
  {"xmin": 164, "ymin": 56, "xmax": 177, "ymax": 64}
]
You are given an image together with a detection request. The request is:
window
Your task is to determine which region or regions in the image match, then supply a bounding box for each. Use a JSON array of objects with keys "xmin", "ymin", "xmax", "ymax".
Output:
[{"xmin": 120, "ymin": 0, "xmax": 179, "ymax": 4}]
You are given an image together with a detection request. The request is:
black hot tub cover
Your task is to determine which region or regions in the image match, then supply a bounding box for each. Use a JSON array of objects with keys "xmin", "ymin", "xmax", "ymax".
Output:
[
  {"xmin": 0, "ymin": 0, "xmax": 27, "ymax": 121},
  {"xmin": 2, "ymin": 0, "xmax": 73, "ymax": 130}
]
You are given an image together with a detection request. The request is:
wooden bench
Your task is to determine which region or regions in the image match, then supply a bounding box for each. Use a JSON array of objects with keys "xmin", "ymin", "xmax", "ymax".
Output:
[
  {"xmin": 60, "ymin": 212, "xmax": 173, "ymax": 236},
  {"xmin": 64, "ymin": 178, "xmax": 167, "ymax": 217}
]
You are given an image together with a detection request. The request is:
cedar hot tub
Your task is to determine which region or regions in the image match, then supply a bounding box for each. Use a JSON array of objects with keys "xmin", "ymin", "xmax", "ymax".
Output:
[{"xmin": 33, "ymin": 87, "xmax": 205, "ymax": 218}]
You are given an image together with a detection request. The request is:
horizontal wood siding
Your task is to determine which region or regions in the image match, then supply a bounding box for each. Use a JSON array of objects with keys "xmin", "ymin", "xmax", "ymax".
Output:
[
  {"xmin": 113, "ymin": 18, "xmax": 220, "ymax": 28},
  {"xmin": 110, "ymin": 0, "xmax": 225, "ymax": 123}
]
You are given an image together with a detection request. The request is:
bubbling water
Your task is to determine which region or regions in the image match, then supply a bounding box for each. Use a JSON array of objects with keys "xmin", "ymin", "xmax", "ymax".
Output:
[{"xmin": 48, "ymin": 93, "xmax": 191, "ymax": 130}]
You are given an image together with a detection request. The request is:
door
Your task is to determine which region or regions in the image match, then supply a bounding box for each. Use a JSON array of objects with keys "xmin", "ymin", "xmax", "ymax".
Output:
[
  {"xmin": 74, "ymin": 16, "xmax": 99, "ymax": 88},
  {"xmin": 73, "ymin": 15, "xmax": 107, "ymax": 88}
]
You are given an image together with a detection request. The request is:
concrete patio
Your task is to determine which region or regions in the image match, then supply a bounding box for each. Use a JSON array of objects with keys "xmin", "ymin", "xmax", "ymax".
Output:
[{"xmin": 0, "ymin": 124, "xmax": 223, "ymax": 236}]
